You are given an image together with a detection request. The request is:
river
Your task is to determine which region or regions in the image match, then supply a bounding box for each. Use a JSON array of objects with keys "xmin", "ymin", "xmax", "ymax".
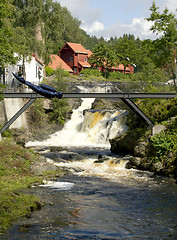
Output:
[
  {"xmin": 2, "ymin": 96, "xmax": 177, "ymax": 239},
  {"xmin": 3, "ymin": 150, "xmax": 177, "ymax": 239}
]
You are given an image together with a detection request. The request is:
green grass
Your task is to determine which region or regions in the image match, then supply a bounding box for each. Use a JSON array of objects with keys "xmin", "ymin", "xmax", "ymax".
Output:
[{"xmin": 0, "ymin": 139, "xmax": 43, "ymax": 232}]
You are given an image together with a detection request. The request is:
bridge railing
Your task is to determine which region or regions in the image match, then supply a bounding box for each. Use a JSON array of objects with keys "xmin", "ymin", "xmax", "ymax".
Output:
[
  {"xmin": 1, "ymin": 80, "xmax": 175, "ymax": 94},
  {"xmin": 64, "ymin": 81, "xmax": 175, "ymax": 93}
]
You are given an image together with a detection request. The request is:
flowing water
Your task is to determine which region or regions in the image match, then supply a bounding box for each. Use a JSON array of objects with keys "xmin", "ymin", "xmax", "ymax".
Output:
[{"xmin": 2, "ymin": 96, "xmax": 177, "ymax": 239}]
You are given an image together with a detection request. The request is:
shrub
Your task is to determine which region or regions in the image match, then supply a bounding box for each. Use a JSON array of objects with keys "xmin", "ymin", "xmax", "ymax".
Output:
[
  {"xmin": 80, "ymin": 68, "xmax": 102, "ymax": 77},
  {"xmin": 150, "ymin": 130, "xmax": 177, "ymax": 161},
  {"xmin": 45, "ymin": 66, "xmax": 54, "ymax": 76}
]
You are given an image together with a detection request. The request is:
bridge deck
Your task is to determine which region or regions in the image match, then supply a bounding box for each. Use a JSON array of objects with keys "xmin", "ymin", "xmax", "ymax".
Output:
[
  {"xmin": 0, "ymin": 92, "xmax": 176, "ymax": 134},
  {"xmin": 1, "ymin": 92, "xmax": 177, "ymax": 98}
]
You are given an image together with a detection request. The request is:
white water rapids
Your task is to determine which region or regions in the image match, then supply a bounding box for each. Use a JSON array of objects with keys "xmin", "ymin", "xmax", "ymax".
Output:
[
  {"xmin": 26, "ymin": 98, "xmax": 128, "ymax": 148},
  {"xmin": 26, "ymin": 86, "xmax": 157, "ymax": 187}
]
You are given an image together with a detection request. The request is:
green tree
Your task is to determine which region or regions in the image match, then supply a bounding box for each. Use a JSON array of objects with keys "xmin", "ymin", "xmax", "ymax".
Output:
[
  {"xmin": 89, "ymin": 42, "xmax": 118, "ymax": 77},
  {"xmin": 146, "ymin": 2, "xmax": 177, "ymax": 83},
  {"xmin": 12, "ymin": 0, "xmax": 93, "ymax": 65},
  {"xmin": 115, "ymin": 35, "xmax": 139, "ymax": 73},
  {"xmin": 0, "ymin": 0, "xmax": 16, "ymax": 67}
]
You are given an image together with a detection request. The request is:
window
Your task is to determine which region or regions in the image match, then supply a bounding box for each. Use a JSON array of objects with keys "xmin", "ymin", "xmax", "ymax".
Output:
[
  {"xmin": 18, "ymin": 65, "xmax": 23, "ymax": 74},
  {"xmin": 74, "ymin": 68, "xmax": 77, "ymax": 73},
  {"xmin": 85, "ymin": 58, "xmax": 87, "ymax": 62},
  {"xmin": 70, "ymin": 56, "xmax": 73, "ymax": 61}
]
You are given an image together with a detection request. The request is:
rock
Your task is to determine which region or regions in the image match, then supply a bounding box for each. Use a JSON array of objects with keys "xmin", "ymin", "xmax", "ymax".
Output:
[
  {"xmin": 153, "ymin": 162, "xmax": 163, "ymax": 173},
  {"xmin": 30, "ymin": 161, "xmax": 59, "ymax": 176},
  {"xmin": 16, "ymin": 134, "xmax": 26, "ymax": 147},
  {"xmin": 94, "ymin": 154, "xmax": 109, "ymax": 163},
  {"xmin": 134, "ymin": 141, "xmax": 147, "ymax": 158},
  {"xmin": 126, "ymin": 157, "xmax": 142, "ymax": 169},
  {"xmin": 110, "ymin": 134, "xmax": 136, "ymax": 154},
  {"xmin": 152, "ymin": 125, "xmax": 166, "ymax": 136},
  {"xmin": 49, "ymin": 146, "xmax": 63, "ymax": 152},
  {"xmin": 43, "ymin": 99, "xmax": 51, "ymax": 110}
]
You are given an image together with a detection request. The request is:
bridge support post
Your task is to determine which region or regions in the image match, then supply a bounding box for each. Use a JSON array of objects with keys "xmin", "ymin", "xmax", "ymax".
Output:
[
  {"xmin": 0, "ymin": 98, "xmax": 36, "ymax": 135},
  {"xmin": 121, "ymin": 98, "xmax": 153, "ymax": 127}
]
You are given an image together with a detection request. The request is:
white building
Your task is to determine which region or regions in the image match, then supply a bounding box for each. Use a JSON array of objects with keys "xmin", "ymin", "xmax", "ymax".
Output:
[{"xmin": 2, "ymin": 54, "xmax": 44, "ymax": 90}]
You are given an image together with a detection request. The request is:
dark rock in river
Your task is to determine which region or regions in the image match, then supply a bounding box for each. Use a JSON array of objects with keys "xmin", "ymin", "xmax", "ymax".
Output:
[{"xmin": 134, "ymin": 141, "xmax": 147, "ymax": 158}]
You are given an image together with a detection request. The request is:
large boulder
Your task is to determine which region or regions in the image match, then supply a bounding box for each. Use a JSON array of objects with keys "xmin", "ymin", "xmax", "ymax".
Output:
[
  {"xmin": 152, "ymin": 125, "xmax": 166, "ymax": 136},
  {"xmin": 110, "ymin": 127, "xmax": 147, "ymax": 155},
  {"xmin": 134, "ymin": 141, "xmax": 148, "ymax": 157}
]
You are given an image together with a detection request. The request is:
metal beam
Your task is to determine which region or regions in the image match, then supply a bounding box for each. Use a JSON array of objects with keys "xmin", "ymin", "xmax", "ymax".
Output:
[
  {"xmin": 121, "ymin": 98, "xmax": 153, "ymax": 126},
  {"xmin": 0, "ymin": 98, "xmax": 36, "ymax": 134},
  {"xmin": 1, "ymin": 92, "xmax": 177, "ymax": 99}
]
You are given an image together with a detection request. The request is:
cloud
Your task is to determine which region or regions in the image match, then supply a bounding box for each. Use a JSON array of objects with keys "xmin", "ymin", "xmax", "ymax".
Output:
[
  {"xmin": 58, "ymin": 0, "xmax": 89, "ymax": 16},
  {"xmin": 81, "ymin": 21, "xmax": 104, "ymax": 33},
  {"xmin": 84, "ymin": 17, "xmax": 155, "ymax": 40},
  {"xmin": 166, "ymin": 0, "xmax": 177, "ymax": 12},
  {"xmin": 58, "ymin": 0, "xmax": 176, "ymax": 40},
  {"xmin": 122, "ymin": 17, "xmax": 154, "ymax": 38}
]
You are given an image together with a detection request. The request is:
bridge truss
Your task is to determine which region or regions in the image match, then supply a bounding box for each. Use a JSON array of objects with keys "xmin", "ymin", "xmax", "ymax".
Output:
[{"xmin": 0, "ymin": 92, "xmax": 176, "ymax": 134}]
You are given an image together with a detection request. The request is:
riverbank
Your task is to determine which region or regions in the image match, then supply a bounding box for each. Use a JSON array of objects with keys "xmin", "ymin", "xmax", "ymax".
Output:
[
  {"xmin": 0, "ymin": 138, "xmax": 67, "ymax": 233},
  {"xmin": 110, "ymin": 98, "xmax": 177, "ymax": 180}
]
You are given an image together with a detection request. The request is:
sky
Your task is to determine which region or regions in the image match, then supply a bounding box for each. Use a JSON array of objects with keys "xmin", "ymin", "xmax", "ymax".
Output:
[{"xmin": 57, "ymin": 0, "xmax": 177, "ymax": 40}]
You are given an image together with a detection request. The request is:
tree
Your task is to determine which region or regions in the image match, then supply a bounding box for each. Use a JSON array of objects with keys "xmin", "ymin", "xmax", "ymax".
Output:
[
  {"xmin": 0, "ymin": 0, "xmax": 16, "ymax": 68},
  {"xmin": 114, "ymin": 35, "xmax": 139, "ymax": 73},
  {"xmin": 12, "ymin": 0, "xmax": 94, "ymax": 65},
  {"xmin": 146, "ymin": 2, "xmax": 177, "ymax": 83},
  {"xmin": 89, "ymin": 42, "xmax": 118, "ymax": 77}
]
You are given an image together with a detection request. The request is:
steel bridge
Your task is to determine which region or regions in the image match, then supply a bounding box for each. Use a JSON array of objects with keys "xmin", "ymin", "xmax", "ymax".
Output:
[{"xmin": 0, "ymin": 92, "xmax": 176, "ymax": 134}]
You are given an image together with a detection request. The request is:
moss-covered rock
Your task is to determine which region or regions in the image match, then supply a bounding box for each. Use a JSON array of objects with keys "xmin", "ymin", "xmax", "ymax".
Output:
[{"xmin": 110, "ymin": 127, "xmax": 147, "ymax": 154}]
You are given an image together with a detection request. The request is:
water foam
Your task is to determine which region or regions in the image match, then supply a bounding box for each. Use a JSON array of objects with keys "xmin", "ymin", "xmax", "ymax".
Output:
[{"xmin": 39, "ymin": 180, "xmax": 74, "ymax": 190}]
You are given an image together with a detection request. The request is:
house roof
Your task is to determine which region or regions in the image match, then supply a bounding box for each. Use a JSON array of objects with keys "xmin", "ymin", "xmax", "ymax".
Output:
[
  {"xmin": 86, "ymin": 49, "xmax": 93, "ymax": 58},
  {"xmin": 118, "ymin": 64, "xmax": 131, "ymax": 72},
  {"xmin": 48, "ymin": 54, "xmax": 73, "ymax": 72},
  {"xmin": 78, "ymin": 61, "xmax": 91, "ymax": 68},
  {"xmin": 32, "ymin": 54, "xmax": 44, "ymax": 66},
  {"xmin": 60, "ymin": 42, "xmax": 89, "ymax": 55}
]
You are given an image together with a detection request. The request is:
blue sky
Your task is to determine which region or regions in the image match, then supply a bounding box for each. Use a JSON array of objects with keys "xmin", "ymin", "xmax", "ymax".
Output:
[{"xmin": 58, "ymin": 0, "xmax": 177, "ymax": 39}]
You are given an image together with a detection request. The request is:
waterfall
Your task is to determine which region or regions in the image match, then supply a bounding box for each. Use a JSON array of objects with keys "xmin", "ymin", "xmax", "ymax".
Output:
[
  {"xmin": 26, "ymin": 84, "xmax": 128, "ymax": 148},
  {"xmin": 27, "ymin": 99, "xmax": 128, "ymax": 148}
]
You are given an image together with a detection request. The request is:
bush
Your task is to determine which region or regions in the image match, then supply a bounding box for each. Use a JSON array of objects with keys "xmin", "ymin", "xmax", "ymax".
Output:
[
  {"xmin": 45, "ymin": 66, "xmax": 54, "ymax": 76},
  {"xmin": 80, "ymin": 68, "xmax": 102, "ymax": 77},
  {"xmin": 108, "ymin": 71, "xmax": 132, "ymax": 80},
  {"xmin": 138, "ymin": 98, "xmax": 177, "ymax": 123},
  {"xmin": 49, "ymin": 98, "xmax": 70, "ymax": 125},
  {"xmin": 150, "ymin": 130, "xmax": 177, "ymax": 161}
]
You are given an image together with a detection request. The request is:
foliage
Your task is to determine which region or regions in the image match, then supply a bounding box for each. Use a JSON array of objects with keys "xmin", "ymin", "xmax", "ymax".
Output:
[
  {"xmin": 131, "ymin": 62, "xmax": 168, "ymax": 84},
  {"xmin": 48, "ymin": 69, "xmax": 71, "ymax": 124},
  {"xmin": 150, "ymin": 130, "xmax": 177, "ymax": 161},
  {"xmin": 0, "ymin": 84, "xmax": 5, "ymax": 101},
  {"xmin": 138, "ymin": 98, "xmax": 177, "ymax": 124},
  {"xmin": 0, "ymin": 139, "xmax": 43, "ymax": 232},
  {"xmin": 146, "ymin": 2, "xmax": 177, "ymax": 78},
  {"xmin": 11, "ymin": 0, "xmax": 95, "ymax": 65},
  {"xmin": 89, "ymin": 42, "xmax": 118, "ymax": 75},
  {"xmin": 114, "ymin": 35, "xmax": 139, "ymax": 72},
  {"xmin": 45, "ymin": 66, "xmax": 54, "ymax": 76},
  {"xmin": 54, "ymin": 68, "xmax": 70, "ymax": 79},
  {"xmin": 28, "ymin": 98, "xmax": 48, "ymax": 129},
  {"xmin": 108, "ymin": 71, "xmax": 131, "ymax": 81},
  {"xmin": 80, "ymin": 68, "xmax": 102, "ymax": 78},
  {"xmin": 49, "ymin": 98, "xmax": 70, "ymax": 125},
  {"xmin": 0, "ymin": 0, "xmax": 17, "ymax": 67}
]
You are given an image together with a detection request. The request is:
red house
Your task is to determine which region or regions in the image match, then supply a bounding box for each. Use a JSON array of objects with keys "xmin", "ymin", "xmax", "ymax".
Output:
[{"xmin": 59, "ymin": 42, "xmax": 92, "ymax": 75}]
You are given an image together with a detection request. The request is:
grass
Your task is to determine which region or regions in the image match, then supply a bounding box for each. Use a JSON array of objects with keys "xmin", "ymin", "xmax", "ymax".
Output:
[{"xmin": 0, "ymin": 138, "xmax": 44, "ymax": 232}]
